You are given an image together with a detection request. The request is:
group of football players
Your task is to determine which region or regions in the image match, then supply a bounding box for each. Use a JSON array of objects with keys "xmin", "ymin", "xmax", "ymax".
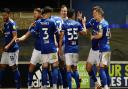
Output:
[{"xmin": 0, "ymin": 5, "xmax": 111, "ymax": 89}]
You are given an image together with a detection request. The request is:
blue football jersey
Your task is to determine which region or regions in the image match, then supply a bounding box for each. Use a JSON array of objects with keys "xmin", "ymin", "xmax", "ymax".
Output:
[
  {"xmin": 3, "ymin": 19, "xmax": 19, "ymax": 52},
  {"xmin": 28, "ymin": 20, "xmax": 41, "ymax": 51},
  {"xmin": 86, "ymin": 18, "xmax": 100, "ymax": 50},
  {"xmin": 61, "ymin": 19, "xmax": 83, "ymax": 53},
  {"xmin": 29, "ymin": 18, "xmax": 58, "ymax": 54},
  {"xmin": 98, "ymin": 19, "xmax": 111, "ymax": 52},
  {"xmin": 50, "ymin": 16, "xmax": 63, "ymax": 31}
]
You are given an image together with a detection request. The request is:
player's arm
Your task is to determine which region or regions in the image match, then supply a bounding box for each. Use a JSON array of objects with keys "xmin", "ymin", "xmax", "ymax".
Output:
[
  {"xmin": 79, "ymin": 24, "xmax": 87, "ymax": 35},
  {"xmin": 4, "ymin": 29, "xmax": 17, "ymax": 51},
  {"xmin": 16, "ymin": 22, "xmax": 37, "ymax": 42},
  {"xmin": 78, "ymin": 20, "xmax": 87, "ymax": 36},
  {"xmin": 17, "ymin": 31, "xmax": 31, "ymax": 42},
  {"xmin": 91, "ymin": 25, "xmax": 103, "ymax": 39},
  {"xmin": 0, "ymin": 24, "xmax": 3, "ymax": 33},
  {"xmin": 58, "ymin": 23, "xmax": 64, "ymax": 56},
  {"xmin": 59, "ymin": 31, "xmax": 64, "ymax": 56},
  {"xmin": 79, "ymin": 17, "xmax": 93, "ymax": 36},
  {"xmin": 91, "ymin": 31, "xmax": 102, "ymax": 39}
]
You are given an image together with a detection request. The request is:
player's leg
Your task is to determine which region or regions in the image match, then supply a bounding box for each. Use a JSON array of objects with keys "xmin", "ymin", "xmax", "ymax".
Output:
[
  {"xmin": 65, "ymin": 53, "xmax": 72, "ymax": 89},
  {"xmin": 10, "ymin": 64, "xmax": 20, "ymax": 89},
  {"xmin": 28, "ymin": 64, "xmax": 36, "ymax": 88},
  {"xmin": 59, "ymin": 45, "xmax": 68, "ymax": 89},
  {"xmin": 86, "ymin": 49, "xmax": 99, "ymax": 85},
  {"xmin": 58, "ymin": 57, "xmax": 63, "ymax": 89},
  {"xmin": 41, "ymin": 54, "xmax": 49, "ymax": 89},
  {"xmin": 48, "ymin": 64, "xmax": 53, "ymax": 88},
  {"xmin": 59, "ymin": 56, "xmax": 68, "ymax": 89},
  {"xmin": 0, "ymin": 52, "xmax": 8, "ymax": 87},
  {"xmin": 0, "ymin": 65, "xmax": 7, "ymax": 86},
  {"xmin": 71, "ymin": 53, "xmax": 80, "ymax": 89},
  {"xmin": 28, "ymin": 49, "xmax": 41, "ymax": 89},
  {"xmin": 99, "ymin": 52, "xmax": 111, "ymax": 89},
  {"xmin": 9, "ymin": 50, "xmax": 20, "ymax": 89},
  {"xmin": 50, "ymin": 53, "xmax": 59, "ymax": 89}
]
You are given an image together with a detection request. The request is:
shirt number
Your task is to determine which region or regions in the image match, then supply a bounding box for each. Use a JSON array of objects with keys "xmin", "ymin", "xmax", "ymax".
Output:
[
  {"xmin": 42, "ymin": 28, "xmax": 49, "ymax": 40},
  {"xmin": 67, "ymin": 28, "xmax": 78, "ymax": 40},
  {"xmin": 106, "ymin": 28, "xmax": 110, "ymax": 37}
]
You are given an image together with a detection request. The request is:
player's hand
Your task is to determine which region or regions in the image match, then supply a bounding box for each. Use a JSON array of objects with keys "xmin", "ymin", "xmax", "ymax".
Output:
[
  {"xmin": 82, "ymin": 16, "xmax": 86, "ymax": 26},
  {"xmin": 15, "ymin": 38, "xmax": 20, "ymax": 42},
  {"xmin": 91, "ymin": 35, "xmax": 94, "ymax": 40},
  {"xmin": 4, "ymin": 45, "xmax": 10, "ymax": 51}
]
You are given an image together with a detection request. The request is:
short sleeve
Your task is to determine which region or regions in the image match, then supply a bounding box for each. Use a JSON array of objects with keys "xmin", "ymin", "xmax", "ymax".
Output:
[
  {"xmin": 28, "ymin": 21, "xmax": 40, "ymax": 34},
  {"xmin": 11, "ymin": 22, "xmax": 17, "ymax": 32}
]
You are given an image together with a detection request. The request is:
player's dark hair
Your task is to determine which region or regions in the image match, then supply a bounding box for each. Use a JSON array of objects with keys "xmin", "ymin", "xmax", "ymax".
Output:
[
  {"xmin": 34, "ymin": 8, "xmax": 42, "ymax": 13},
  {"xmin": 43, "ymin": 6, "xmax": 53, "ymax": 14},
  {"xmin": 76, "ymin": 10, "xmax": 82, "ymax": 14},
  {"xmin": 2, "ymin": 8, "xmax": 11, "ymax": 14},
  {"xmin": 92, "ymin": 6, "xmax": 104, "ymax": 17},
  {"xmin": 61, "ymin": 5, "xmax": 67, "ymax": 9},
  {"xmin": 67, "ymin": 9, "xmax": 75, "ymax": 18}
]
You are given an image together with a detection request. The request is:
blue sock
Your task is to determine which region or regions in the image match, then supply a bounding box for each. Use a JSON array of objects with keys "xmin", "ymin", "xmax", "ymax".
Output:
[
  {"xmin": 13, "ymin": 69, "xmax": 20, "ymax": 89},
  {"xmin": 0, "ymin": 70, "xmax": 4, "ymax": 87},
  {"xmin": 88, "ymin": 70, "xmax": 97, "ymax": 82},
  {"xmin": 60, "ymin": 67, "xmax": 68, "ymax": 88},
  {"xmin": 104, "ymin": 67, "xmax": 111, "ymax": 86},
  {"xmin": 72, "ymin": 71, "xmax": 80, "ymax": 88},
  {"xmin": 48, "ymin": 70, "xmax": 53, "ymax": 87},
  {"xmin": 99, "ymin": 68, "xmax": 107, "ymax": 87},
  {"xmin": 51, "ymin": 67, "xmax": 58, "ymax": 84},
  {"xmin": 67, "ymin": 72, "xmax": 72, "ymax": 89},
  {"xmin": 58, "ymin": 69, "xmax": 63, "ymax": 85},
  {"xmin": 28, "ymin": 72, "xmax": 33, "ymax": 86},
  {"xmin": 42, "ymin": 68, "xmax": 48, "ymax": 86}
]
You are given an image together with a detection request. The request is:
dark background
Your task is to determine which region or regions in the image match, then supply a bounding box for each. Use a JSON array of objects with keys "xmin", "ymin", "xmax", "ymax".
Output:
[{"xmin": 0, "ymin": 0, "xmax": 70, "ymax": 11}]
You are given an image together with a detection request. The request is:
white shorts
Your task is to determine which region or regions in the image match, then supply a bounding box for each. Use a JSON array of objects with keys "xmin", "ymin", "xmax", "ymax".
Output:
[
  {"xmin": 30, "ymin": 49, "xmax": 42, "ymax": 65},
  {"xmin": 65, "ymin": 53, "xmax": 79, "ymax": 66},
  {"xmin": 87, "ymin": 48, "xmax": 100, "ymax": 65},
  {"xmin": 1, "ymin": 50, "xmax": 19, "ymax": 66},
  {"xmin": 99, "ymin": 52, "xmax": 111, "ymax": 66},
  {"xmin": 41, "ymin": 53, "xmax": 58, "ymax": 64}
]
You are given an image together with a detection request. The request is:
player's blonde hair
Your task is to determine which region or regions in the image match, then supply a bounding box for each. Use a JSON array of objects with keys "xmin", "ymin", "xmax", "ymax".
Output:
[{"xmin": 92, "ymin": 6, "xmax": 104, "ymax": 17}]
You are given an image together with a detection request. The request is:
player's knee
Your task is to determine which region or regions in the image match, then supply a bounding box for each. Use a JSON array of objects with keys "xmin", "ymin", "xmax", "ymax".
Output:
[
  {"xmin": 53, "ymin": 61, "xmax": 59, "ymax": 68},
  {"xmin": 66, "ymin": 65, "xmax": 71, "ymax": 72},
  {"xmin": 86, "ymin": 63, "xmax": 92, "ymax": 73},
  {"xmin": 59, "ymin": 60, "xmax": 65, "ymax": 68},
  {"xmin": 72, "ymin": 65, "xmax": 77, "ymax": 72},
  {"xmin": 42, "ymin": 63, "xmax": 48, "ymax": 69},
  {"xmin": 29, "ymin": 63, "xmax": 36, "ymax": 72},
  {"xmin": 100, "ymin": 63, "xmax": 107, "ymax": 68}
]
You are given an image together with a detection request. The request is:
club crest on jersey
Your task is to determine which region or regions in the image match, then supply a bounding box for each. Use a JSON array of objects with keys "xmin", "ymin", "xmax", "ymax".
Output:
[
  {"xmin": 98, "ymin": 24, "xmax": 102, "ymax": 29},
  {"xmin": 13, "ymin": 26, "xmax": 16, "ymax": 30}
]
